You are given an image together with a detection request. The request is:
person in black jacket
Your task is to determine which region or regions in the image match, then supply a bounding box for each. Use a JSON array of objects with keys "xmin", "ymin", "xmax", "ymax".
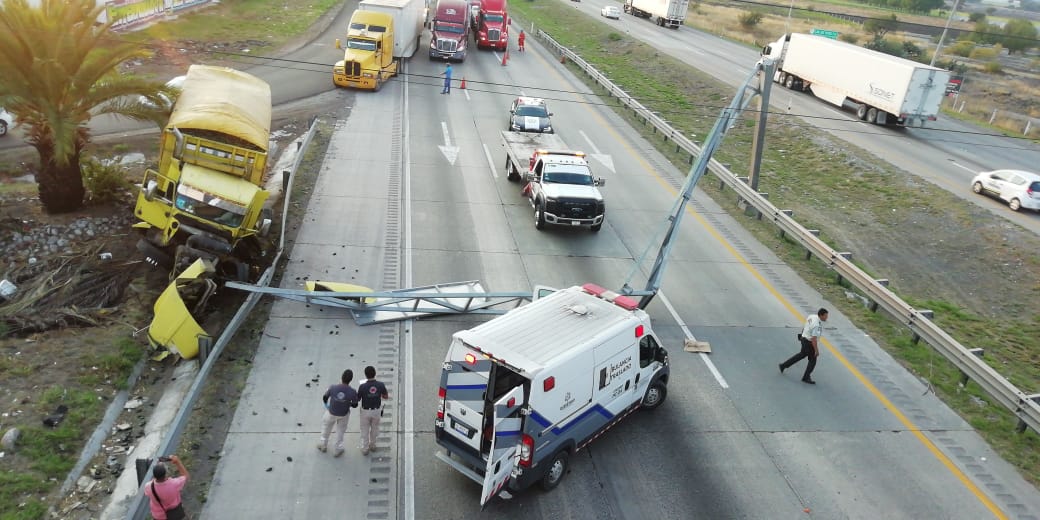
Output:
[{"xmin": 318, "ymin": 369, "xmax": 358, "ymax": 457}]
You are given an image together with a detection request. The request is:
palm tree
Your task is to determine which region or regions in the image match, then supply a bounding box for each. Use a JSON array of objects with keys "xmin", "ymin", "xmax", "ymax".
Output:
[{"xmin": 0, "ymin": 0, "xmax": 173, "ymax": 214}]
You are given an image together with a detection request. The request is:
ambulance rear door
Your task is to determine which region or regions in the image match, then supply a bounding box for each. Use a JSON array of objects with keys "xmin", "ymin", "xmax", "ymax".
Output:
[{"xmin": 479, "ymin": 385, "xmax": 524, "ymax": 507}]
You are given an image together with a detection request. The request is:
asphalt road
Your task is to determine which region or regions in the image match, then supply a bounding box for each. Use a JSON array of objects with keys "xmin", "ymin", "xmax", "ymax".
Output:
[{"xmin": 198, "ymin": 24, "xmax": 1040, "ymax": 519}]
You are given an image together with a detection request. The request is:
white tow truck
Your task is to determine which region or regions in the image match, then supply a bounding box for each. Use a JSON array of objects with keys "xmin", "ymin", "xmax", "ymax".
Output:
[{"xmin": 501, "ymin": 131, "xmax": 606, "ymax": 232}]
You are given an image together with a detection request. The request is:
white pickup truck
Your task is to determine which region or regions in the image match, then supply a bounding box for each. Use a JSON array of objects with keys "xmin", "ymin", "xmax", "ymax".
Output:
[{"xmin": 501, "ymin": 131, "xmax": 606, "ymax": 232}]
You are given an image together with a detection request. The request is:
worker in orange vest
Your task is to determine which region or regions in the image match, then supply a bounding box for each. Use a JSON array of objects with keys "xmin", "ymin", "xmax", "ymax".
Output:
[{"xmin": 518, "ymin": 30, "xmax": 526, "ymax": 52}]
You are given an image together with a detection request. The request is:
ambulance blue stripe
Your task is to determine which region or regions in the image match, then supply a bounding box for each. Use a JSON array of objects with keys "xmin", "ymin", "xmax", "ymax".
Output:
[
  {"xmin": 495, "ymin": 430, "xmax": 521, "ymax": 438},
  {"xmin": 529, "ymin": 405, "xmax": 614, "ymax": 435},
  {"xmin": 446, "ymin": 384, "xmax": 487, "ymax": 390}
]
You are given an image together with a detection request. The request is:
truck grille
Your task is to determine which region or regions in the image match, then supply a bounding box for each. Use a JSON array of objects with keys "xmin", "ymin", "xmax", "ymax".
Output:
[
  {"xmin": 344, "ymin": 61, "xmax": 361, "ymax": 77},
  {"xmin": 488, "ymin": 29, "xmax": 501, "ymax": 42},
  {"xmin": 548, "ymin": 198, "xmax": 600, "ymax": 219},
  {"xmin": 436, "ymin": 38, "xmax": 458, "ymax": 53}
]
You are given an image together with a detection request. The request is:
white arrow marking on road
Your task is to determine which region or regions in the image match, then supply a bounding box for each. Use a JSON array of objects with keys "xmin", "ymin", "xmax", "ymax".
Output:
[
  {"xmin": 580, "ymin": 130, "xmax": 615, "ymax": 173},
  {"xmin": 439, "ymin": 121, "xmax": 459, "ymax": 165}
]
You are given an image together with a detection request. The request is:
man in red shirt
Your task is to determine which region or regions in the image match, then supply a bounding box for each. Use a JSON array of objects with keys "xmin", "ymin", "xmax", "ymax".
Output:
[
  {"xmin": 144, "ymin": 455, "xmax": 189, "ymax": 519},
  {"xmin": 518, "ymin": 30, "xmax": 526, "ymax": 52}
]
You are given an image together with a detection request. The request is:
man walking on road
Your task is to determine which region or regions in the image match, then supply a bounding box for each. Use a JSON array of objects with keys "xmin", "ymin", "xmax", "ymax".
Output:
[
  {"xmin": 358, "ymin": 365, "xmax": 390, "ymax": 455},
  {"xmin": 440, "ymin": 63, "xmax": 453, "ymax": 94},
  {"xmin": 779, "ymin": 308, "xmax": 828, "ymax": 385},
  {"xmin": 318, "ymin": 369, "xmax": 358, "ymax": 457}
]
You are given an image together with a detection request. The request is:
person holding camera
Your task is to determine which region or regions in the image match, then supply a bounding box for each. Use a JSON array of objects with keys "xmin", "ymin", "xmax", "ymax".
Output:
[{"xmin": 144, "ymin": 454, "xmax": 189, "ymax": 520}]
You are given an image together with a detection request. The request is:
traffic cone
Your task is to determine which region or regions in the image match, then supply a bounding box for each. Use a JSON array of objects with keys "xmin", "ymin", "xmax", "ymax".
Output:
[
  {"xmin": 501, "ymin": 50, "xmax": 509, "ymax": 66},
  {"xmin": 460, "ymin": 77, "xmax": 467, "ymax": 89}
]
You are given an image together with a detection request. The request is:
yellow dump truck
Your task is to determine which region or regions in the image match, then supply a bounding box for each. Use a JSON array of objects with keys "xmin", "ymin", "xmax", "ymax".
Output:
[
  {"xmin": 133, "ymin": 64, "xmax": 274, "ymax": 282},
  {"xmin": 333, "ymin": 0, "xmax": 424, "ymax": 90}
]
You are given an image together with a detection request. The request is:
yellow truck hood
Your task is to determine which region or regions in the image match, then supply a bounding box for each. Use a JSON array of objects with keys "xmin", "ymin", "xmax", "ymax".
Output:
[
  {"xmin": 148, "ymin": 259, "xmax": 215, "ymax": 359},
  {"xmin": 181, "ymin": 162, "xmax": 263, "ymax": 205},
  {"xmin": 169, "ymin": 64, "xmax": 272, "ymax": 152}
]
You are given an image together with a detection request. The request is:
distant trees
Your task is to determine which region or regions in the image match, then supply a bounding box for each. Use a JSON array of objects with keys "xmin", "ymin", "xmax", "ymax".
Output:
[{"xmin": 1001, "ymin": 18, "xmax": 1039, "ymax": 54}]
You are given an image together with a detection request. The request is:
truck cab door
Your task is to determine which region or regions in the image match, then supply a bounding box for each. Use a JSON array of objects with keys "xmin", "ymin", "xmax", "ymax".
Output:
[{"xmin": 480, "ymin": 386, "xmax": 524, "ymax": 507}]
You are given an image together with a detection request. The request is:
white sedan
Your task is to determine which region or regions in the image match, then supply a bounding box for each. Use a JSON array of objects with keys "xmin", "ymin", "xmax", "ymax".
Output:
[
  {"xmin": 0, "ymin": 107, "xmax": 13, "ymax": 137},
  {"xmin": 971, "ymin": 169, "xmax": 1040, "ymax": 212},
  {"xmin": 601, "ymin": 5, "xmax": 621, "ymax": 18}
]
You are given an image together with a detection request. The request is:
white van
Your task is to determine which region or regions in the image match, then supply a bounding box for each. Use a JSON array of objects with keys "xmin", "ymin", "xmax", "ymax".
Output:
[{"xmin": 434, "ymin": 283, "xmax": 671, "ymax": 506}]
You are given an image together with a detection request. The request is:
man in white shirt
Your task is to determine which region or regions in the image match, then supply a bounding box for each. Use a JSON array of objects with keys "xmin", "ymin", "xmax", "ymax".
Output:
[{"xmin": 779, "ymin": 308, "xmax": 828, "ymax": 385}]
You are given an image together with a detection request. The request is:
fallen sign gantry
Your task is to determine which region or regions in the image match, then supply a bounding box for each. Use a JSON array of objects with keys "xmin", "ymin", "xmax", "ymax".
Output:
[{"xmin": 225, "ymin": 280, "xmax": 546, "ymax": 325}]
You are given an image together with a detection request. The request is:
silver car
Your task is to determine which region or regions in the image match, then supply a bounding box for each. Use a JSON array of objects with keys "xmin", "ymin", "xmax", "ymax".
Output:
[{"xmin": 971, "ymin": 169, "xmax": 1040, "ymax": 212}]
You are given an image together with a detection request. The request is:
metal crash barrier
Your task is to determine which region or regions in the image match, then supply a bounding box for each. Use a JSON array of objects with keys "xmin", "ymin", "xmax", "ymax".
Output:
[{"xmin": 535, "ymin": 29, "xmax": 1040, "ymax": 436}]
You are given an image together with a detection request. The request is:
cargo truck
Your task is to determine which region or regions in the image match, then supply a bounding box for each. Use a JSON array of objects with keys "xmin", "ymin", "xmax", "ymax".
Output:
[
  {"xmin": 762, "ymin": 33, "xmax": 952, "ymax": 127},
  {"xmin": 429, "ymin": 0, "xmax": 471, "ymax": 61},
  {"xmin": 623, "ymin": 0, "xmax": 689, "ymax": 28},
  {"xmin": 335, "ymin": 0, "xmax": 425, "ymax": 91},
  {"xmin": 435, "ymin": 283, "xmax": 670, "ymax": 506},
  {"xmin": 502, "ymin": 131, "xmax": 606, "ymax": 232},
  {"xmin": 133, "ymin": 64, "xmax": 274, "ymax": 283},
  {"xmin": 474, "ymin": 0, "xmax": 508, "ymax": 51}
]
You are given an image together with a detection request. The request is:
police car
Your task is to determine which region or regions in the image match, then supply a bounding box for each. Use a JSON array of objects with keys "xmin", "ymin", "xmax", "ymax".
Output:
[{"xmin": 507, "ymin": 97, "xmax": 554, "ymax": 134}]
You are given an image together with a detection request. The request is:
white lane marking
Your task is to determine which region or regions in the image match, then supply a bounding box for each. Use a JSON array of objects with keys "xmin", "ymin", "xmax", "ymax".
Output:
[
  {"xmin": 949, "ymin": 160, "xmax": 978, "ymax": 174},
  {"xmin": 483, "ymin": 143, "xmax": 498, "ymax": 179},
  {"xmin": 659, "ymin": 291, "xmax": 729, "ymax": 389},
  {"xmin": 439, "ymin": 121, "xmax": 459, "ymax": 165},
  {"xmin": 580, "ymin": 129, "xmax": 615, "ymax": 173},
  {"xmin": 403, "ymin": 65, "xmax": 416, "ymax": 520},
  {"xmin": 464, "ymin": 87, "xmax": 471, "ymax": 101}
]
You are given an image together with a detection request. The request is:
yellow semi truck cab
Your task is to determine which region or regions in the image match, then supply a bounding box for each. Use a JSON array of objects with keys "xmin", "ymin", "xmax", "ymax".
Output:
[{"xmin": 334, "ymin": 11, "xmax": 399, "ymax": 91}]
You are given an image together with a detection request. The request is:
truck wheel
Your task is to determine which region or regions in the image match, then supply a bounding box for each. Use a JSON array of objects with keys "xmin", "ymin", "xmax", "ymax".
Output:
[
  {"xmin": 784, "ymin": 75, "xmax": 796, "ymax": 90},
  {"xmin": 641, "ymin": 381, "xmax": 667, "ymax": 410},
  {"xmin": 777, "ymin": 72, "xmax": 787, "ymax": 86},
  {"xmin": 856, "ymin": 104, "xmax": 869, "ymax": 120},
  {"xmin": 539, "ymin": 450, "xmax": 569, "ymax": 491},
  {"xmin": 136, "ymin": 239, "xmax": 173, "ymax": 269},
  {"xmin": 535, "ymin": 202, "xmax": 546, "ymax": 230},
  {"xmin": 866, "ymin": 107, "xmax": 878, "ymax": 124}
]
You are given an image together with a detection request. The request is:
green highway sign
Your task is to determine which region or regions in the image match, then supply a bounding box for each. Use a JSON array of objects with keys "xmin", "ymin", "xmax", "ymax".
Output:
[{"xmin": 811, "ymin": 28, "xmax": 839, "ymax": 39}]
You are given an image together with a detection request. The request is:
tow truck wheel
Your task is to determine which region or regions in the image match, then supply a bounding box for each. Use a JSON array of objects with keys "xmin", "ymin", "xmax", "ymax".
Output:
[
  {"xmin": 641, "ymin": 381, "xmax": 667, "ymax": 410},
  {"xmin": 535, "ymin": 201, "xmax": 546, "ymax": 230},
  {"xmin": 539, "ymin": 450, "xmax": 569, "ymax": 491}
]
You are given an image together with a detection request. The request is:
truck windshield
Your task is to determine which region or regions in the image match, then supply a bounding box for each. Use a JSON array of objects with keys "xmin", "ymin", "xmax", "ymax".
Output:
[
  {"xmin": 484, "ymin": 14, "xmax": 504, "ymax": 22},
  {"xmin": 515, "ymin": 105, "xmax": 548, "ymax": 117},
  {"xmin": 175, "ymin": 184, "xmax": 248, "ymax": 227},
  {"xmin": 542, "ymin": 167, "xmax": 594, "ymax": 186},
  {"xmin": 347, "ymin": 38, "xmax": 378, "ymax": 51},
  {"xmin": 434, "ymin": 21, "xmax": 465, "ymax": 34}
]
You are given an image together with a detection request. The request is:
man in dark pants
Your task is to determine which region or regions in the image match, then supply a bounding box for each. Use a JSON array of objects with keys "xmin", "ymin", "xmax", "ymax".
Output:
[{"xmin": 780, "ymin": 308, "xmax": 828, "ymax": 385}]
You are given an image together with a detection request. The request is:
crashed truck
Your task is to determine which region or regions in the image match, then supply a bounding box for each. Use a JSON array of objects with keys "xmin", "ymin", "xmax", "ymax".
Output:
[{"xmin": 133, "ymin": 64, "xmax": 276, "ymax": 359}]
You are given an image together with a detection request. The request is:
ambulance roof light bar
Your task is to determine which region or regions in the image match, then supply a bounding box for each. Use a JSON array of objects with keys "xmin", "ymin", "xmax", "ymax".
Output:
[{"xmin": 581, "ymin": 283, "xmax": 639, "ymax": 311}]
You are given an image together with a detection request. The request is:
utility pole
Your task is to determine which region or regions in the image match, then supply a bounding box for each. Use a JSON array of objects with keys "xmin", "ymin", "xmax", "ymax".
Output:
[
  {"xmin": 931, "ymin": 0, "xmax": 962, "ymax": 67},
  {"xmin": 748, "ymin": 60, "xmax": 775, "ymax": 192}
]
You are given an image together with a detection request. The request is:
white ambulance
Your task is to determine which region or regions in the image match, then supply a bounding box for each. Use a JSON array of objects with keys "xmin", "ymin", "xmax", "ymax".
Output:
[{"xmin": 434, "ymin": 283, "xmax": 671, "ymax": 506}]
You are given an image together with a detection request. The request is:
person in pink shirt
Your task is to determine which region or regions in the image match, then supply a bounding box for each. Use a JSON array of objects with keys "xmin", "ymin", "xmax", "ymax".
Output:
[{"xmin": 144, "ymin": 454, "xmax": 189, "ymax": 519}]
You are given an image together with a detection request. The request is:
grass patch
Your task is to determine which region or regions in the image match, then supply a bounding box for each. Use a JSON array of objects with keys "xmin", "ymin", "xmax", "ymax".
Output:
[
  {"xmin": 510, "ymin": 0, "xmax": 1040, "ymax": 485},
  {"xmin": 125, "ymin": 0, "xmax": 341, "ymax": 53}
]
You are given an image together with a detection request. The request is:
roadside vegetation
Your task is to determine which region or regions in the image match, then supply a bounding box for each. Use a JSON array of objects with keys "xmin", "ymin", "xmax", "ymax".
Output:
[
  {"xmin": 510, "ymin": 0, "xmax": 1040, "ymax": 485},
  {"xmin": 0, "ymin": 1, "xmax": 342, "ymax": 518}
]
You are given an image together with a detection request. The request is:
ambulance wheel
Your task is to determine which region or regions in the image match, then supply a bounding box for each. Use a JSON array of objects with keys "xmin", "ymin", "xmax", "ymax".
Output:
[
  {"xmin": 539, "ymin": 450, "xmax": 569, "ymax": 491},
  {"xmin": 641, "ymin": 381, "xmax": 667, "ymax": 410}
]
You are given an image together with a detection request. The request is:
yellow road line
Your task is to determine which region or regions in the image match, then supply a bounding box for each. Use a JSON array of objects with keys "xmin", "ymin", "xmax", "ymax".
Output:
[{"xmin": 534, "ymin": 47, "xmax": 1007, "ymax": 519}]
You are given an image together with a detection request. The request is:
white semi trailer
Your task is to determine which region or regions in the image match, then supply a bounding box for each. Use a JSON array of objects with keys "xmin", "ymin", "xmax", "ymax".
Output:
[
  {"xmin": 762, "ymin": 33, "xmax": 951, "ymax": 127},
  {"xmin": 622, "ymin": 0, "xmax": 689, "ymax": 28}
]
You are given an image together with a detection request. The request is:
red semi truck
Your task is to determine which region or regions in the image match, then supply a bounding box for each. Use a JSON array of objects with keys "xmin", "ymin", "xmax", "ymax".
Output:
[
  {"xmin": 474, "ymin": 0, "xmax": 508, "ymax": 51},
  {"xmin": 429, "ymin": 0, "xmax": 470, "ymax": 61}
]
